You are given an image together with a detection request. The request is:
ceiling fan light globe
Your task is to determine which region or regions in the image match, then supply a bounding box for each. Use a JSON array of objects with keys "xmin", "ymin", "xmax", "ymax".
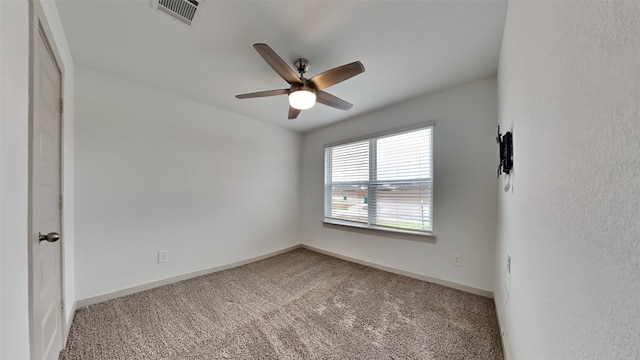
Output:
[{"xmin": 289, "ymin": 90, "xmax": 316, "ymax": 110}]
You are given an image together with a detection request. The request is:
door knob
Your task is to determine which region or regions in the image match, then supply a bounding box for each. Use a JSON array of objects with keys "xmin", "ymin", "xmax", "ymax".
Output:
[{"xmin": 39, "ymin": 232, "xmax": 60, "ymax": 243}]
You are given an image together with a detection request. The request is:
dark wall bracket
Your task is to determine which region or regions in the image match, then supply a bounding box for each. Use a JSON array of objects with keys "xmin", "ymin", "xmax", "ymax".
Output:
[{"xmin": 497, "ymin": 126, "xmax": 513, "ymax": 177}]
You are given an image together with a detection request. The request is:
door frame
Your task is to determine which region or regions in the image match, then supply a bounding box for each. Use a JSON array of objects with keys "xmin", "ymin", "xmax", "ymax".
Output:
[{"xmin": 27, "ymin": 1, "xmax": 70, "ymax": 357}]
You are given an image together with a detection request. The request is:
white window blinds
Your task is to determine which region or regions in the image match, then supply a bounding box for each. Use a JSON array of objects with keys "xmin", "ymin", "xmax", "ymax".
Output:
[{"xmin": 324, "ymin": 124, "xmax": 434, "ymax": 235}]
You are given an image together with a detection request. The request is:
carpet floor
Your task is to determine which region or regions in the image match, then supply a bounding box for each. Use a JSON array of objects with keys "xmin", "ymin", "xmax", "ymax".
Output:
[{"xmin": 60, "ymin": 248, "xmax": 503, "ymax": 359}]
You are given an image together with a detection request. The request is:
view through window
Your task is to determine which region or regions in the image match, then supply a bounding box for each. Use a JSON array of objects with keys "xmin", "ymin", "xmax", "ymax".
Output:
[{"xmin": 324, "ymin": 124, "xmax": 433, "ymax": 235}]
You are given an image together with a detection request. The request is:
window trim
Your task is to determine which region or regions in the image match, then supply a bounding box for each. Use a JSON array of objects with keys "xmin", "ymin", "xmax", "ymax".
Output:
[
  {"xmin": 322, "ymin": 218, "xmax": 436, "ymax": 238},
  {"xmin": 323, "ymin": 121, "xmax": 435, "ymax": 237}
]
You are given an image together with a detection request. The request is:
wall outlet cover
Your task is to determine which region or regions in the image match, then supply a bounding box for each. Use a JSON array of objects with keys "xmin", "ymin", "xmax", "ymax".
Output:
[
  {"xmin": 454, "ymin": 254, "xmax": 462, "ymax": 267},
  {"xmin": 158, "ymin": 250, "xmax": 169, "ymax": 263}
]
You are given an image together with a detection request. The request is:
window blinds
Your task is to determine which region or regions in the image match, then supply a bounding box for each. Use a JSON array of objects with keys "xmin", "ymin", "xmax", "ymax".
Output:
[{"xmin": 324, "ymin": 125, "xmax": 433, "ymax": 235}]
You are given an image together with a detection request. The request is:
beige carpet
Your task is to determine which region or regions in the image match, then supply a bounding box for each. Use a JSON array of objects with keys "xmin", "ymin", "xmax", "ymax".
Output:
[{"xmin": 60, "ymin": 248, "xmax": 503, "ymax": 359}]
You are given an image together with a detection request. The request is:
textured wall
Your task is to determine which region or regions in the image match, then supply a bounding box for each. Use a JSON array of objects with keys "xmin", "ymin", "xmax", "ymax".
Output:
[
  {"xmin": 301, "ymin": 78, "xmax": 498, "ymax": 294},
  {"xmin": 496, "ymin": 1, "xmax": 640, "ymax": 359}
]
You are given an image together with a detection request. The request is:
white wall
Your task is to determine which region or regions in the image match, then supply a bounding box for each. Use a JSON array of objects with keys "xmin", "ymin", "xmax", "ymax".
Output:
[
  {"xmin": 495, "ymin": 1, "xmax": 640, "ymax": 359},
  {"xmin": 0, "ymin": 0, "xmax": 2, "ymax": 342},
  {"xmin": 1, "ymin": 1, "xmax": 75, "ymax": 358},
  {"xmin": 1, "ymin": 2, "xmax": 31, "ymax": 358},
  {"xmin": 74, "ymin": 67, "xmax": 301, "ymax": 301},
  {"xmin": 300, "ymin": 78, "xmax": 498, "ymax": 294}
]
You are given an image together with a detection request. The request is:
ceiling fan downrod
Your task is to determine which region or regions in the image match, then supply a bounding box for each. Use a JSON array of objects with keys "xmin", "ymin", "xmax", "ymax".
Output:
[{"xmin": 294, "ymin": 58, "xmax": 310, "ymax": 78}]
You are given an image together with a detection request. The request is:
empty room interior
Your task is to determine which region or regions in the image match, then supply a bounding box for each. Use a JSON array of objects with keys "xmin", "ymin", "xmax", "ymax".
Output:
[{"xmin": 1, "ymin": 0, "xmax": 638, "ymax": 359}]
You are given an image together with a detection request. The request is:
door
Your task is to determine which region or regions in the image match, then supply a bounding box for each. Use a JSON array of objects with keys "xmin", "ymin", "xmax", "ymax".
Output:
[{"xmin": 30, "ymin": 23, "xmax": 64, "ymax": 360}]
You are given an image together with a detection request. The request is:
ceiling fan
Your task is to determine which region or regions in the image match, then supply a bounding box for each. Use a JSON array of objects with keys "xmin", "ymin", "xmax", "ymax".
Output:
[{"xmin": 235, "ymin": 43, "xmax": 365, "ymax": 120}]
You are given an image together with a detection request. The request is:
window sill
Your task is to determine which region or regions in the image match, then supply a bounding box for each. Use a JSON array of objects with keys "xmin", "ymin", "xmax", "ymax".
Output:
[{"xmin": 323, "ymin": 218, "xmax": 435, "ymax": 238}]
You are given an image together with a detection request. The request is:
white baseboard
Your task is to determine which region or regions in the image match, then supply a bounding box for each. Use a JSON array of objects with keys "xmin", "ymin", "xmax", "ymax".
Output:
[
  {"xmin": 76, "ymin": 244, "xmax": 302, "ymax": 308},
  {"xmin": 301, "ymin": 244, "xmax": 494, "ymax": 298},
  {"xmin": 494, "ymin": 300, "xmax": 510, "ymax": 360},
  {"xmin": 76, "ymin": 243, "xmax": 493, "ymax": 310},
  {"xmin": 63, "ymin": 300, "xmax": 77, "ymax": 344}
]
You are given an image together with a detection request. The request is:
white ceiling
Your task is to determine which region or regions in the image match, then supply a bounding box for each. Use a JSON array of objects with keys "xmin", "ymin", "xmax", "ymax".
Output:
[{"xmin": 57, "ymin": 0, "xmax": 507, "ymax": 133}]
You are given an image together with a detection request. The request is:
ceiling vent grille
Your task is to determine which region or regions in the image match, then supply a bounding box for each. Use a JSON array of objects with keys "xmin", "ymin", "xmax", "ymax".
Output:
[{"xmin": 154, "ymin": 0, "xmax": 202, "ymax": 26}]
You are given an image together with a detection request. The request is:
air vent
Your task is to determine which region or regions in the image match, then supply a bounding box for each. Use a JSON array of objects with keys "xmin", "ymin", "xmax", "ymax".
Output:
[{"xmin": 153, "ymin": 0, "xmax": 203, "ymax": 26}]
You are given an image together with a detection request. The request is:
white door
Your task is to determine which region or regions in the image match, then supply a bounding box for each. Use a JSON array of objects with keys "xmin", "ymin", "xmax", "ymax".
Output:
[{"xmin": 30, "ymin": 24, "xmax": 64, "ymax": 360}]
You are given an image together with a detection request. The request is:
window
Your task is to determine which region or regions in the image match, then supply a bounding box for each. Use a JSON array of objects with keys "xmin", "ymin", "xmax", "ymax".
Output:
[{"xmin": 324, "ymin": 123, "xmax": 434, "ymax": 236}]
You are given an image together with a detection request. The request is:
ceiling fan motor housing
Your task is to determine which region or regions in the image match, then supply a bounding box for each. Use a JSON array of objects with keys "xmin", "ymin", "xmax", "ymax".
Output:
[{"xmin": 290, "ymin": 82, "xmax": 315, "ymax": 94}]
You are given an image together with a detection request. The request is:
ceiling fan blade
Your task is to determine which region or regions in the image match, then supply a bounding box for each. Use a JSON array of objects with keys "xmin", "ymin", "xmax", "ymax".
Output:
[
  {"xmin": 316, "ymin": 90, "xmax": 353, "ymax": 110},
  {"xmin": 253, "ymin": 43, "xmax": 301, "ymax": 85},
  {"xmin": 308, "ymin": 61, "xmax": 365, "ymax": 90},
  {"xmin": 235, "ymin": 89, "xmax": 289, "ymax": 99},
  {"xmin": 288, "ymin": 107, "xmax": 301, "ymax": 120}
]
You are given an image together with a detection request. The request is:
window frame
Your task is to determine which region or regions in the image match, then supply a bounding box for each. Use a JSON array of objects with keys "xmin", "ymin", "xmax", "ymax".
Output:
[{"xmin": 323, "ymin": 121, "xmax": 435, "ymax": 237}]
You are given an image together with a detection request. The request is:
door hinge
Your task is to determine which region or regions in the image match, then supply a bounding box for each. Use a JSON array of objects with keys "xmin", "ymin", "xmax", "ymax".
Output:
[
  {"xmin": 61, "ymin": 298, "xmax": 64, "ymax": 311},
  {"xmin": 59, "ymin": 98, "xmax": 63, "ymax": 114},
  {"xmin": 58, "ymin": 194, "xmax": 63, "ymax": 209}
]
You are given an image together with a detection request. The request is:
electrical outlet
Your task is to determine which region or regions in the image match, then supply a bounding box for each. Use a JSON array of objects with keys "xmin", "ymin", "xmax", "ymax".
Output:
[
  {"xmin": 454, "ymin": 254, "xmax": 462, "ymax": 267},
  {"xmin": 507, "ymin": 255, "xmax": 511, "ymax": 274},
  {"xmin": 158, "ymin": 250, "xmax": 169, "ymax": 263}
]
